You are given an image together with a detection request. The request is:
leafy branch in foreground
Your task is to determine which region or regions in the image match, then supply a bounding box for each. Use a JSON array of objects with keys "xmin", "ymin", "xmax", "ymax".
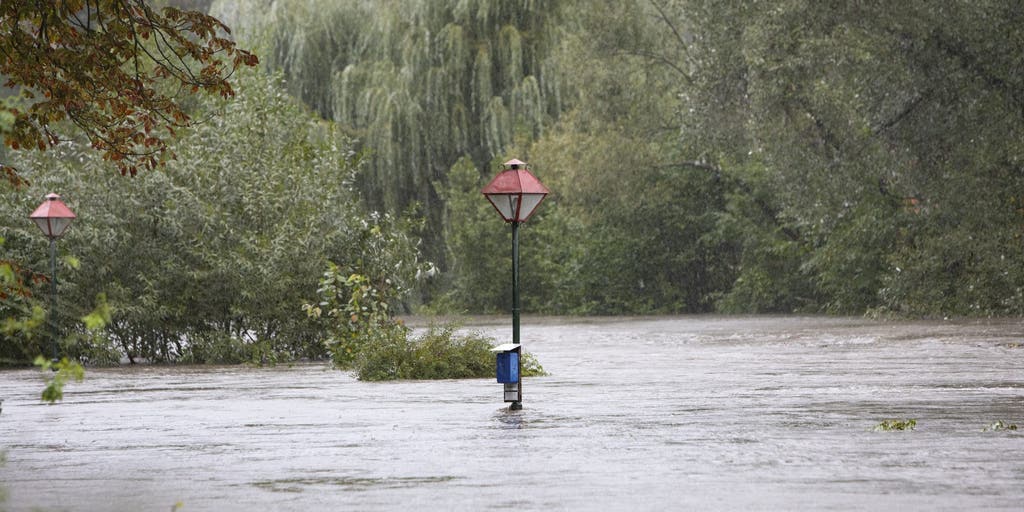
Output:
[
  {"xmin": 34, "ymin": 357, "xmax": 84, "ymax": 403},
  {"xmin": 30, "ymin": 296, "xmax": 110, "ymax": 402},
  {"xmin": 0, "ymin": 0, "xmax": 258, "ymax": 178}
]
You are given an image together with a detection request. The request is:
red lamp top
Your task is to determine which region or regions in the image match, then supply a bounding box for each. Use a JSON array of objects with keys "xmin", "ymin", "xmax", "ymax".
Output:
[
  {"xmin": 481, "ymin": 159, "xmax": 550, "ymax": 223},
  {"xmin": 29, "ymin": 193, "xmax": 76, "ymax": 239}
]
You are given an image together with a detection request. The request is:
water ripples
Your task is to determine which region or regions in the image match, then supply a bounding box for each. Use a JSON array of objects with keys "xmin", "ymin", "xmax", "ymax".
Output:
[{"xmin": 1, "ymin": 316, "xmax": 1022, "ymax": 510}]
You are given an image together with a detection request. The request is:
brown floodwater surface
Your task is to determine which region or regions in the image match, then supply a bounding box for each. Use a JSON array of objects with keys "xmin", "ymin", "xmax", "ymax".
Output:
[{"xmin": 1, "ymin": 316, "xmax": 1022, "ymax": 510}]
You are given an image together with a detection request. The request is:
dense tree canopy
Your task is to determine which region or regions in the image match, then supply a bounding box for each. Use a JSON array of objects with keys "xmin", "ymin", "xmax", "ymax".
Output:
[
  {"xmin": 222, "ymin": 0, "xmax": 1024, "ymax": 317},
  {"xmin": 6, "ymin": 0, "xmax": 1024, "ymax": 369},
  {"xmin": 215, "ymin": 0, "xmax": 575, "ymax": 265},
  {"xmin": 674, "ymin": 0, "xmax": 1024, "ymax": 315},
  {"xmin": 0, "ymin": 67, "xmax": 426, "ymax": 364}
]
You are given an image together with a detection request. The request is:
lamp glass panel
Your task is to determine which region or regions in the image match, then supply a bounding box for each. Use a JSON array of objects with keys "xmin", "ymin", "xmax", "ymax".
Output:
[
  {"xmin": 32, "ymin": 218, "xmax": 53, "ymax": 237},
  {"xmin": 33, "ymin": 217, "xmax": 73, "ymax": 238},
  {"xmin": 487, "ymin": 194, "xmax": 517, "ymax": 222},
  {"xmin": 517, "ymin": 193, "xmax": 545, "ymax": 221},
  {"xmin": 50, "ymin": 217, "xmax": 73, "ymax": 237}
]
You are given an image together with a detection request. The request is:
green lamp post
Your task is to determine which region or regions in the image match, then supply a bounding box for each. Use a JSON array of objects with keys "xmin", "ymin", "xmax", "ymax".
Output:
[
  {"xmin": 482, "ymin": 159, "xmax": 549, "ymax": 410},
  {"xmin": 30, "ymin": 193, "xmax": 76, "ymax": 363}
]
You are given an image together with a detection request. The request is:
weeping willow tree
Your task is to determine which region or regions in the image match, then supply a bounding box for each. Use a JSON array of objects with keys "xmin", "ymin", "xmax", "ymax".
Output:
[{"xmin": 214, "ymin": 0, "xmax": 576, "ymax": 268}]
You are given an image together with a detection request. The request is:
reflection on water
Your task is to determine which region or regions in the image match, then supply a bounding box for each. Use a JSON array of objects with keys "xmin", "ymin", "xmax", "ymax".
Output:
[{"xmin": 1, "ymin": 316, "xmax": 1023, "ymax": 511}]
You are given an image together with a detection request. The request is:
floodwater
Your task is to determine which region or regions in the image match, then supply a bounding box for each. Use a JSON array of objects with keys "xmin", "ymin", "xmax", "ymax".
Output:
[{"xmin": 1, "ymin": 316, "xmax": 1022, "ymax": 511}]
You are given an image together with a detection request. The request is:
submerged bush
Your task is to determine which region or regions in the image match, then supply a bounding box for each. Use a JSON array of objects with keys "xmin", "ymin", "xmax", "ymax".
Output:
[
  {"xmin": 354, "ymin": 323, "xmax": 545, "ymax": 381},
  {"xmin": 307, "ymin": 241, "xmax": 546, "ymax": 380},
  {"xmin": 873, "ymin": 419, "xmax": 917, "ymax": 431},
  {"xmin": 983, "ymin": 421, "xmax": 1019, "ymax": 432},
  {"xmin": 404, "ymin": 324, "xmax": 494, "ymax": 380},
  {"xmin": 178, "ymin": 332, "xmax": 279, "ymax": 366}
]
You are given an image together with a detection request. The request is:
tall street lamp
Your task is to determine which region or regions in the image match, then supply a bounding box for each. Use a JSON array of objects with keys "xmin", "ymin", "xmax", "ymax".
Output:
[
  {"xmin": 29, "ymin": 193, "xmax": 76, "ymax": 363},
  {"xmin": 482, "ymin": 159, "xmax": 549, "ymax": 410}
]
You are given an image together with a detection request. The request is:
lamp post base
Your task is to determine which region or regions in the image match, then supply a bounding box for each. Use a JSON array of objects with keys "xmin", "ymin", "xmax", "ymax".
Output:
[{"xmin": 509, "ymin": 401, "xmax": 523, "ymax": 411}]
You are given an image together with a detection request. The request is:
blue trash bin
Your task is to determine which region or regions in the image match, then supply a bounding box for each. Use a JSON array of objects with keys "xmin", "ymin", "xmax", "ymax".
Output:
[{"xmin": 496, "ymin": 351, "xmax": 519, "ymax": 383}]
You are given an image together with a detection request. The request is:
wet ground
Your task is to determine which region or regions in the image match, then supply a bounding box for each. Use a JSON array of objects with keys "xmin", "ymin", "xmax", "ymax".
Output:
[{"xmin": 1, "ymin": 316, "xmax": 1023, "ymax": 511}]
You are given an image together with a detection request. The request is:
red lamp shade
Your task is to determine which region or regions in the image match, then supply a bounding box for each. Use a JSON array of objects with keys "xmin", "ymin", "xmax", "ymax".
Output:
[
  {"xmin": 481, "ymin": 159, "xmax": 550, "ymax": 223},
  {"xmin": 29, "ymin": 193, "xmax": 76, "ymax": 239}
]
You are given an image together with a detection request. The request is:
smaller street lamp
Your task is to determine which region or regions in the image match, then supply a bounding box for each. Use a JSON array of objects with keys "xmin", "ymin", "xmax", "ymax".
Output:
[
  {"xmin": 29, "ymin": 193, "xmax": 76, "ymax": 363},
  {"xmin": 482, "ymin": 159, "xmax": 549, "ymax": 410}
]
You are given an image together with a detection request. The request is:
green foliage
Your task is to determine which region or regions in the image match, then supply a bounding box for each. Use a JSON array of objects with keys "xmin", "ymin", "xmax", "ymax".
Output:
[
  {"xmin": 218, "ymin": 0, "xmax": 577, "ymax": 268},
  {"xmin": 520, "ymin": 1, "xmax": 741, "ymax": 315},
  {"xmin": 1, "ymin": 242, "xmax": 114, "ymax": 366},
  {"xmin": 68, "ymin": 293, "xmax": 121, "ymax": 366},
  {"xmin": 0, "ymin": 68, "xmax": 407, "ymax": 364},
  {"xmin": 34, "ymin": 357, "xmax": 85, "ymax": 403},
  {"xmin": 700, "ymin": 0, "xmax": 1024, "ymax": 316},
  {"xmin": 1, "ymin": 235, "xmax": 48, "ymax": 363},
  {"xmin": 873, "ymin": 419, "xmax": 917, "ymax": 432},
  {"xmin": 355, "ymin": 323, "xmax": 543, "ymax": 382},
  {"xmin": 713, "ymin": 171, "xmax": 820, "ymax": 314},
  {"xmin": 433, "ymin": 156, "xmax": 509, "ymax": 312},
  {"xmin": 347, "ymin": 323, "xmax": 415, "ymax": 381},
  {"xmin": 0, "ymin": 286, "xmax": 47, "ymax": 364},
  {"xmin": 405, "ymin": 325, "xmax": 490, "ymax": 380},
  {"xmin": 80, "ymin": 292, "xmax": 111, "ymax": 331},
  {"xmin": 527, "ymin": 0, "xmax": 1024, "ymax": 317},
  {"xmin": 304, "ymin": 212, "xmax": 432, "ymax": 367},
  {"xmin": 307, "ymin": 266, "xmax": 404, "ymax": 367},
  {"xmin": 307, "ymin": 243, "xmax": 544, "ymax": 380},
  {"xmin": 0, "ymin": 101, "xmax": 14, "ymax": 132},
  {"xmin": 179, "ymin": 331, "xmax": 277, "ymax": 366},
  {"xmin": 6, "ymin": 0, "xmax": 1017, "ymax": 328},
  {"xmin": 356, "ymin": 324, "xmax": 489, "ymax": 381},
  {"xmin": 223, "ymin": 0, "xmax": 763, "ymax": 316},
  {"xmin": 983, "ymin": 421, "xmax": 1019, "ymax": 432}
]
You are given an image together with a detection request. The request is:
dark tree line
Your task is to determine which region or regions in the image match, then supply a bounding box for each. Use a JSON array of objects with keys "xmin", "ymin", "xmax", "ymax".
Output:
[{"xmin": 235, "ymin": 0, "xmax": 1024, "ymax": 317}]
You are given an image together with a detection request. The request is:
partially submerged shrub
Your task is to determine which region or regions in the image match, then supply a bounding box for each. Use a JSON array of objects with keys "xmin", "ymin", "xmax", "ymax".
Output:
[
  {"xmin": 405, "ymin": 324, "xmax": 493, "ymax": 380},
  {"xmin": 519, "ymin": 351, "xmax": 547, "ymax": 377},
  {"xmin": 873, "ymin": 419, "xmax": 917, "ymax": 431},
  {"xmin": 983, "ymin": 420, "xmax": 1019, "ymax": 432},
  {"xmin": 303, "ymin": 213, "xmax": 431, "ymax": 369},
  {"xmin": 349, "ymin": 323, "xmax": 417, "ymax": 381},
  {"xmin": 355, "ymin": 324, "xmax": 545, "ymax": 381},
  {"xmin": 178, "ymin": 332, "xmax": 279, "ymax": 366},
  {"xmin": 306, "ymin": 247, "xmax": 545, "ymax": 381},
  {"xmin": 69, "ymin": 331, "xmax": 122, "ymax": 366}
]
